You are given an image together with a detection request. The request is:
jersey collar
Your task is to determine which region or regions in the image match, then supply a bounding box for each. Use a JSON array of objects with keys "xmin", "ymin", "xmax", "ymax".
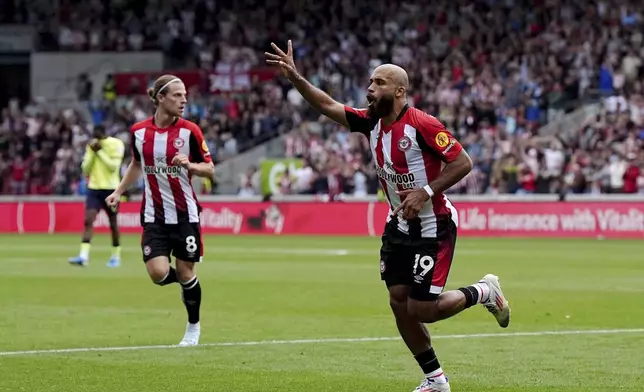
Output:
[
  {"xmin": 381, "ymin": 103, "xmax": 409, "ymax": 131},
  {"xmin": 152, "ymin": 116, "xmax": 179, "ymax": 130},
  {"xmin": 395, "ymin": 103, "xmax": 409, "ymax": 122}
]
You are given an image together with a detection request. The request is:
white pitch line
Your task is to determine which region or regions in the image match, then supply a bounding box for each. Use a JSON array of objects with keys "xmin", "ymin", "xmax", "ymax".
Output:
[
  {"xmin": 0, "ymin": 244, "xmax": 486, "ymax": 257},
  {"xmin": 1, "ymin": 244, "xmax": 369, "ymax": 255},
  {"xmin": 1, "ymin": 328, "xmax": 643, "ymax": 357}
]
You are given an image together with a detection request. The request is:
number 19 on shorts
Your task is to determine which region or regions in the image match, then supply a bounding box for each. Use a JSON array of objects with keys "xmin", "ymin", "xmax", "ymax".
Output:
[{"xmin": 413, "ymin": 254, "xmax": 435, "ymax": 277}]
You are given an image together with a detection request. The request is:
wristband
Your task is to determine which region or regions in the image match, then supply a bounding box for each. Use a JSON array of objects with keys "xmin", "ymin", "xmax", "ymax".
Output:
[{"xmin": 423, "ymin": 185, "xmax": 435, "ymax": 198}]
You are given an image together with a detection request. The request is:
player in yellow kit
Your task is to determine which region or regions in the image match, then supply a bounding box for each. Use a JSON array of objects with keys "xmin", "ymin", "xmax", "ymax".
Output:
[{"xmin": 69, "ymin": 125, "xmax": 125, "ymax": 268}]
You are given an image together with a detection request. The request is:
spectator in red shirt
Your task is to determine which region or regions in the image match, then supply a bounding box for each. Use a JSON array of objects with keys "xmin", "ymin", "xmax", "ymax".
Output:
[
  {"xmin": 623, "ymin": 154, "xmax": 641, "ymax": 194},
  {"xmin": 518, "ymin": 164, "xmax": 536, "ymax": 194},
  {"xmin": 10, "ymin": 155, "xmax": 27, "ymax": 195}
]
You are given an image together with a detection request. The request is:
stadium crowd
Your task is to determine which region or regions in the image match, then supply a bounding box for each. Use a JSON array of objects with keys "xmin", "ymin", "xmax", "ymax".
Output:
[{"xmin": 1, "ymin": 0, "xmax": 643, "ymax": 196}]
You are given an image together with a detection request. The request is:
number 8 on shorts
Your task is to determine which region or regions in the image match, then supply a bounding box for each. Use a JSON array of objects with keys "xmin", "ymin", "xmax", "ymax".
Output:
[
  {"xmin": 171, "ymin": 222, "xmax": 203, "ymax": 263},
  {"xmin": 185, "ymin": 236, "xmax": 198, "ymax": 253}
]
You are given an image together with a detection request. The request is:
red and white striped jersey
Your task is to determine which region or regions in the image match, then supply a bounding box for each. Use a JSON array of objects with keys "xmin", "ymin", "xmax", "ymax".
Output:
[
  {"xmin": 345, "ymin": 105, "xmax": 461, "ymax": 238},
  {"xmin": 130, "ymin": 117, "xmax": 212, "ymax": 225}
]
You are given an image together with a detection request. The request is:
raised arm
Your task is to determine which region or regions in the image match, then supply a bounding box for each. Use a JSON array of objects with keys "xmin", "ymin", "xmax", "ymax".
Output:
[
  {"xmin": 95, "ymin": 139, "xmax": 125, "ymax": 173},
  {"xmin": 265, "ymin": 40, "xmax": 350, "ymax": 129},
  {"xmin": 80, "ymin": 146, "xmax": 96, "ymax": 175}
]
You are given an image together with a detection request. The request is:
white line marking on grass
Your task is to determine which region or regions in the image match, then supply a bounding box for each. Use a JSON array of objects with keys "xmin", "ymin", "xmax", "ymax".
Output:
[
  {"xmin": 1, "ymin": 328, "xmax": 642, "ymax": 357},
  {"xmin": 2, "ymin": 244, "xmax": 485, "ymax": 257}
]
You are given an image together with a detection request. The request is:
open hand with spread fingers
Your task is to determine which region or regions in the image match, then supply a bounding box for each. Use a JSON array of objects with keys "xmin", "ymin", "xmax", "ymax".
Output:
[{"xmin": 265, "ymin": 40, "xmax": 299, "ymax": 81}]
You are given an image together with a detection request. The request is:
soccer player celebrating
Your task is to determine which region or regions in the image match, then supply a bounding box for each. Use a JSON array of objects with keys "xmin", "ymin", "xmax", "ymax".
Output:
[
  {"xmin": 105, "ymin": 75, "xmax": 215, "ymax": 346},
  {"xmin": 266, "ymin": 41, "xmax": 511, "ymax": 392},
  {"xmin": 69, "ymin": 124, "xmax": 125, "ymax": 268}
]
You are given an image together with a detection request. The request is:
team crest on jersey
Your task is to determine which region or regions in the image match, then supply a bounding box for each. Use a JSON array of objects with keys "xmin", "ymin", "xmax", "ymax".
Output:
[
  {"xmin": 397, "ymin": 136, "xmax": 412, "ymax": 151},
  {"xmin": 435, "ymin": 132, "xmax": 450, "ymax": 148},
  {"xmin": 173, "ymin": 138, "xmax": 185, "ymax": 148},
  {"xmin": 143, "ymin": 245, "xmax": 151, "ymax": 256}
]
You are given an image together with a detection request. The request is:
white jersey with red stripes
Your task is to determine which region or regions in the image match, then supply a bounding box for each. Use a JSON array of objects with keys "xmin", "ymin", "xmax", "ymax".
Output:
[
  {"xmin": 345, "ymin": 105, "xmax": 461, "ymax": 238},
  {"xmin": 130, "ymin": 117, "xmax": 212, "ymax": 224}
]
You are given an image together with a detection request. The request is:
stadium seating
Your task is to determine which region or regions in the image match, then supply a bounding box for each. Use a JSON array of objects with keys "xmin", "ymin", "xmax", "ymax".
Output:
[{"xmin": 0, "ymin": 0, "xmax": 642, "ymax": 195}]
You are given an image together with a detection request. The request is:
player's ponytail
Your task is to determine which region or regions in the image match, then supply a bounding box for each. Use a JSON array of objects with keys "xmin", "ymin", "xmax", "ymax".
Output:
[
  {"xmin": 147, "ymin": 87, "xmax": 157, "ymax": 106},
  {"xmin": 149, "ymin": 74, "xmax": 181, "ymax": 106}
]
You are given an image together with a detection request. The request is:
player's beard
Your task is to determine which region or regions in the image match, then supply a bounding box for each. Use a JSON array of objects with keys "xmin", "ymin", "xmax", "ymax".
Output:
[{"xmin": 368, "ymin": 94, "xmax": 394, "ymax": 119}]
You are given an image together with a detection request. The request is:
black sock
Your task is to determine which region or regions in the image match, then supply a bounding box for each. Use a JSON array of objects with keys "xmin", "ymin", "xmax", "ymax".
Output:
[
  {"xmin": 155, "ymin": 267, "xmax": 178, "ymax": 286},
  {"xmin": 181, "ymin": 276, "xmax": 201, "ymax": 324},
  {"xmin": 415, "ymin": 348, "xmax": 441, "ymax": 375},
  {"xmin": 458, "ymin": 286, "xmax": 479, "ymax": 309}
]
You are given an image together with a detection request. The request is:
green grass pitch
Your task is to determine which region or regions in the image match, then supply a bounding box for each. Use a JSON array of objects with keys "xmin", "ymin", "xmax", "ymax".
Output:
[{"xmin": 1, "ymin": 234, "xmax": 643, "ymax": 391}]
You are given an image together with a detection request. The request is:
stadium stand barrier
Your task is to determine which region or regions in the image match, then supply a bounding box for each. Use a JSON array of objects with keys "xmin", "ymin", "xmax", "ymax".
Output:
[
  {"xmin": 213, "ymin": 134, "xmax": 289, "ymax": 194},
  {"xmin": 536, "ymin": 102, "xmax": 602, "ymax": 144},
  {"xmin": 30, "ymin": 52, "xmax": 164, "ymax": 103},
  {"xmin": 1, "ymin": 195, "xmax": 642, "ymax": 239}
]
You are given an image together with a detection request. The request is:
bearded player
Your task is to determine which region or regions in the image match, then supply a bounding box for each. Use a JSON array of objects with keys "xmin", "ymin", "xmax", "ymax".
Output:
[
  {"xmin": 266, "ymin": 41, "xmax": 511, "ymax": 392},
  {"xmin": 106, "ymin": 74, "xmax": 215, "ymax": 346}
]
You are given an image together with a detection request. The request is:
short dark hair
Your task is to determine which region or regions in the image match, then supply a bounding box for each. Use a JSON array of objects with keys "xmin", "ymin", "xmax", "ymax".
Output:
[{"xmin": 93, "ymin": 124, "xmax": 106, "ymax": 137}]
